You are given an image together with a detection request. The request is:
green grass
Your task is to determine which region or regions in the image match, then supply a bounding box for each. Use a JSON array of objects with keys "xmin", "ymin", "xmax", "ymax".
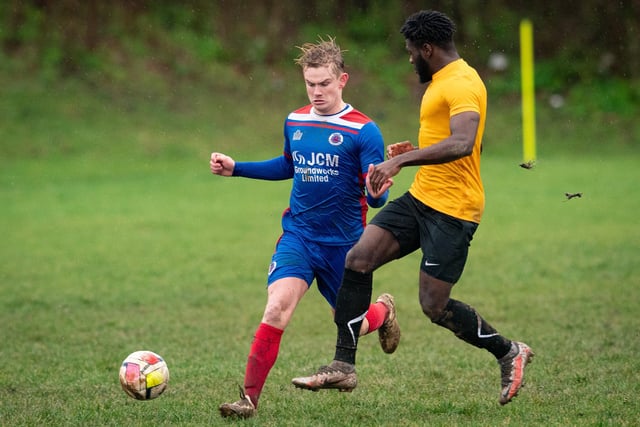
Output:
[{"xmin": 1, "ymin": 76, "xmax": 639, "ymax": 426}]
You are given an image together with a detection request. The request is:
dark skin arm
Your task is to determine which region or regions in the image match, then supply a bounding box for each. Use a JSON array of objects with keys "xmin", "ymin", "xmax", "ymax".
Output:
[{"xmin": 367, "ymin": 111, "xmax": 480, "ymax": 196}]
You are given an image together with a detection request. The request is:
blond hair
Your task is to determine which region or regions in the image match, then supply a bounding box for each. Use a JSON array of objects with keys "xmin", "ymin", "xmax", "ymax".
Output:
[{"xmin": 294, "ymin": 36, "xmax": 345, "ymax": 77}]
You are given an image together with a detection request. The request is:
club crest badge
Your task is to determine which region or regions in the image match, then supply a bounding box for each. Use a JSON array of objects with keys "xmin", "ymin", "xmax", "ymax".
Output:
[
  {"xmin": 328, "ymin": 132, "xmax": 343, "ymax": 146},
  {"xmin": 268, "ymin": 261, "xmax": 277, "ymax": 276}
]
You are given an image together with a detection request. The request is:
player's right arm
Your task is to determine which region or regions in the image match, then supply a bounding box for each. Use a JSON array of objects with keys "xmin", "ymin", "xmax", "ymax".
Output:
[
  {"xmin": 210, "ymin": 151, "xmax": 294, "ymax": 180},
  {"xmin": 210, "ymin": 152, "xmax": 235, "ymax": 176}
]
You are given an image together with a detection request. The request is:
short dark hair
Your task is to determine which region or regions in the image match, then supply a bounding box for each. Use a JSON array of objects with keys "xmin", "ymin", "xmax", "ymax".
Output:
[{"xmin": 400, "ymin": 10, "xmax": 456, "ymax": 49}]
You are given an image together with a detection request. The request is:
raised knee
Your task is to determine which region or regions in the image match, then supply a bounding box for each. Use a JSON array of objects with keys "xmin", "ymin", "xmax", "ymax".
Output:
[{"xmin": 345, "ymin": 246, "xmax": 376, "ymax": 273}]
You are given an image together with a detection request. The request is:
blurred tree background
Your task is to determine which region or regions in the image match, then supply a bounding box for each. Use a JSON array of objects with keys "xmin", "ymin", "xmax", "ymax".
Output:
[{"xmin": 1, "ymin": 0, "xmax": 638, "ymax": 115}]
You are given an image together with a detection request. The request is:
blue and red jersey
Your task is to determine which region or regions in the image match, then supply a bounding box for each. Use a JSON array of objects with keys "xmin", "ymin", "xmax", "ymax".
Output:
[{"xmin": 233, "ymin": 104, "xmax": 386, "ymax": 245}]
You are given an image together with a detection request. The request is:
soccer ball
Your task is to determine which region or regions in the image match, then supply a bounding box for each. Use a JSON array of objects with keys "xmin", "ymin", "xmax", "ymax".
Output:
[{"xmin": 119, "ymin": 350, "xmax": 169, "ymax": 400}]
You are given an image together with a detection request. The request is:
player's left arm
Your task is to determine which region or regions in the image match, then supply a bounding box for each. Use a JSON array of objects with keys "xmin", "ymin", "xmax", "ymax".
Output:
[
  {"xmin": 359, "ymin": 122, "xmax": 391, "ymax": 207},
  {"xmin": 397, "ymin": 111, "xmax": 479, "ymax": 166},
  {"xmin": 367, "ymin": 112, "xmax": 479, "ymax": 196}
]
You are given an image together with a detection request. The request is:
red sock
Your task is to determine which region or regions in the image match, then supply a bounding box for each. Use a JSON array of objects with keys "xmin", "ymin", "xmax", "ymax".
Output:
[
  {"xmin": 364, "ymin": 301, "xmax": 388, "ymax": 333},
  {"xmin": 243, "ymin": 323, "xmax": 283, "ymax": 408}
]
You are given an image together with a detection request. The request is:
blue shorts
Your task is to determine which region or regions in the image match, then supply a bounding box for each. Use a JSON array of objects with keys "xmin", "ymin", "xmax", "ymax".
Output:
[{"xmin": 267, "ymin": 231, "xmax": 352, "ymax": 308}]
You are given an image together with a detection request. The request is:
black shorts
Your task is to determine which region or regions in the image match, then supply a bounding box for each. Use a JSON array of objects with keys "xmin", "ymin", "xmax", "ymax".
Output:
[{"xmin": 369, "ymin": 192, "xmax": 478, "ymax": 284}]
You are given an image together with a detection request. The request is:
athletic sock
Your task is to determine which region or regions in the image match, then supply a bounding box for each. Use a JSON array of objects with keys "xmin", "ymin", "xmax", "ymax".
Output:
[
  {"xmin": 333, "ymin": 268, "xmax": 372, "ymax": 365},
  {"xmin": 243, "ymin": 322, "xmax": 283, "ymax": 408},
  {"xmin": 364, "ymin": 300, "xmax": 388, "ymax": 333},
  {"xmin": 434, "ymin": 298, "xmax": 512, "ymax": 359}
]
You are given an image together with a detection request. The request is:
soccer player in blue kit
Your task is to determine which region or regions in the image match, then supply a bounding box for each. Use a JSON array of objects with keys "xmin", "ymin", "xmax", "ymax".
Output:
[{"xmin": 211, "ymin": 37, "xmax": 400, "ymax": 419}]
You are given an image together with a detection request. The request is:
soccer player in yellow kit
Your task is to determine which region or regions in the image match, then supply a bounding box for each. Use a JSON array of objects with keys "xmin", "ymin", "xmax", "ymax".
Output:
[{"xmin": 292, "ymin": 10, "xmax": 534, "ymax": 406}]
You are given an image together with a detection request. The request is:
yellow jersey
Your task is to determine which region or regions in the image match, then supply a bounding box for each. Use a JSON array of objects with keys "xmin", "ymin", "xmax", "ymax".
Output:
[{"xmin": 408, "ymin": 58, "xmax": 486, "ymax": 223}]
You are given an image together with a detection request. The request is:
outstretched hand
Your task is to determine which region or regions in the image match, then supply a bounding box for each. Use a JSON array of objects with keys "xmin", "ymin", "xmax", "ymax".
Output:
[
  {"xmin": 387, "ymin": 141, "xmax": 416, "ymax": 159},
  {"xmin": 210, "ymin": 152, "xmax": 235, "ymax": 176},
  {"xmin": 366, "ymin": 163, "xmax": 394, "ymax": 198}
]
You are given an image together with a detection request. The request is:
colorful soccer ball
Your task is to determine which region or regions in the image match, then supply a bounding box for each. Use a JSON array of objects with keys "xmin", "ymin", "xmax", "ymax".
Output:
[{"xmin": 119, "ymin": 350, "xmax": 169, "ymax": 400}]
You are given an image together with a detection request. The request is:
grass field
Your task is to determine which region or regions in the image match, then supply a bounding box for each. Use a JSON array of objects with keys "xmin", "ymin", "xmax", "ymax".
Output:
[{"xmin": 1, "ymin": 77, "xmax": 639, "ymax": 426}]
